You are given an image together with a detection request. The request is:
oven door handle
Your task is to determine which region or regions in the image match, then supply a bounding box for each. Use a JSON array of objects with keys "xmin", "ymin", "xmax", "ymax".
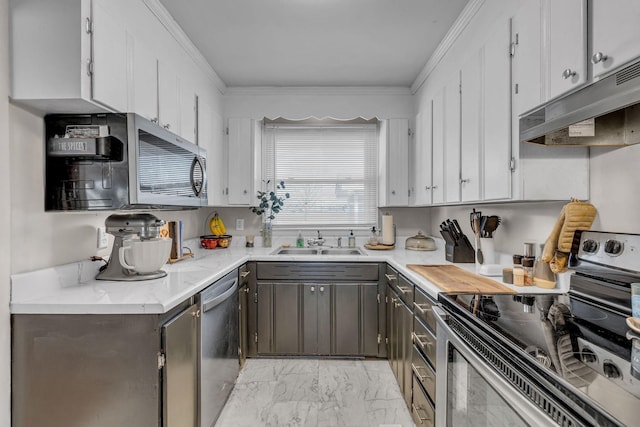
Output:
[{"xmin": 432, "ymin": 306, "xmax": 557, "ymax": 426}]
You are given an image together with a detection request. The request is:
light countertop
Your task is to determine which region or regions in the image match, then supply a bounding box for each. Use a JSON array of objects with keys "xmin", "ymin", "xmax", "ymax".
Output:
[{"xmin": 10, "ymin": 236, "xmax": 569, "ymax": 315}]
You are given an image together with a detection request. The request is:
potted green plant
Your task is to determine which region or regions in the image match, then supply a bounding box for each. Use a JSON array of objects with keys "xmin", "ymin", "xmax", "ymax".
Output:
[{"xmin": 250, "ymin": 180, "xmax": 290, "ymax": 247}]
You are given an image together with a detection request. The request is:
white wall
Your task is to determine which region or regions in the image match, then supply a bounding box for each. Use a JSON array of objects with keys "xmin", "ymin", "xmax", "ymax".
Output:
[{"xmin": 0, "ymin": 0, "xmax": 11, "ymax": 423}]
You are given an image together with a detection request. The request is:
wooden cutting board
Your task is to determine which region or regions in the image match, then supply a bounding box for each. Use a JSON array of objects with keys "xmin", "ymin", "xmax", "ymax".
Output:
[{"xmin": 407, "ymin": 264, "xmax": 515, "ymax": 294}]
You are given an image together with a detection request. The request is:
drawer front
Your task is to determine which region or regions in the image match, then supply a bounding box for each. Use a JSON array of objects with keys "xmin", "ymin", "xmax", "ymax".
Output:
[
  {"xmin": 412, "ymin": 345, "xmax": 436, "ymax": 403},
  {"xmin": 411, "ymin": 376, "xmax": 435, "ymax": 427},
  {"xmin": 256, "ymin": 262, "xmax": 379, "ymax": 281},
  {"xmin": 397, "ymin": 275, "xmax": 414, "ymax": 306},
  {"xmin": 414, "ymin": 288, "xmax": 436, "ymax": 333},
  {"xmin": 413, "ymin": 317, "xmax": 436, "ymax": 369}
]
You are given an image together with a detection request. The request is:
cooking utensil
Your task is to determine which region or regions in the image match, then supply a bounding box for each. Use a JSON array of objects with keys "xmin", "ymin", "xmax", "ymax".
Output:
[
  {"xmin": 483, "ymin": 215, "xmax": 501, "ymax": 238},
  {"xmin": 474, "ymin": 216, "xmax": 484, "ymax": 264}
]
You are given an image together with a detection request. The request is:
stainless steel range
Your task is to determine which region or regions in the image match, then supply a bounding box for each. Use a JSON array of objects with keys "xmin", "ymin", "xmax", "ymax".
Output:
[{"xmin": 435, "ymin": 231, "xmax": 640, "ymax": 427}]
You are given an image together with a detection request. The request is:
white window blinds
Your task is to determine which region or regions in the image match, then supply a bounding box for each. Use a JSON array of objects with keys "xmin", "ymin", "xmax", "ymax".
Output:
[{"xmin": 263, "ymin": 122, "xmax": 378, "ymax": 227}]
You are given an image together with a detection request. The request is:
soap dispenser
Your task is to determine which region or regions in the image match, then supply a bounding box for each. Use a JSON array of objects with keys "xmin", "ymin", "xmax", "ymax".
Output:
[
  {"xmin": 348, "ymin": 230, "xmax": 356, "ymax": 248},
  {"xmin": 296, "ymin": 230, "xmax": 304, "ymax": 248}
]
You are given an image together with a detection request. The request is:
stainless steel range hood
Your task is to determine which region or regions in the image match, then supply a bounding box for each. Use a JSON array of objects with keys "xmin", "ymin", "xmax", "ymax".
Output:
[{"xmin": 520, "ymin": 59, "xmax": 640, "ymax": 146}]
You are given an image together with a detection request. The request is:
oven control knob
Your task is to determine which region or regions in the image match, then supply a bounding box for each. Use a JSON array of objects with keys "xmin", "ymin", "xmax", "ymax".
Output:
[
  {"xmin": 603, "ymin": 361, "xmax": 621, "ymax": 379},
  {"xmin": 582, "ymin": 239, "xmax": 599, "ymax": 254},
  {"xmin": 580, "ymin": 347, "xmax": 598, "ymax": 363},
  {"xmin": 604, "ymin": 239, "xmax": 624, "ymax": 256}
]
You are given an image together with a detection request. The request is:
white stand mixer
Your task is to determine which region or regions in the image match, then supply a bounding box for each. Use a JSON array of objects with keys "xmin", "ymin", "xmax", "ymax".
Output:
[{"xmin": 96, "ymin": 213, "xmax": 170, "ymax": 281}]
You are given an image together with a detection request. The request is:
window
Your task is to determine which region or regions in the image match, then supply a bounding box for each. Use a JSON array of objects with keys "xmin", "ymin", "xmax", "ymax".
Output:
[{"xmin": 262, "ymin": 119, "xmax": 378, "ymax": 228}]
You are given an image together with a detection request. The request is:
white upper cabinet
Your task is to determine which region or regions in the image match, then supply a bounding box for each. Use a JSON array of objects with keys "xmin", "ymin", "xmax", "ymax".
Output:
[
  {"xmin": 544, "ymin": 0, "xmax": 587, "ymax": 101},
  {"xmin": 411, "ymin": 107, "xmax": 433, "ymax": 206},
  {"xmin": 443, "ymin": 74, "xmax": 461, "ymax": 204},
  {"xmin": 431, "ymin": 89, "xmax": 445, "ymax": 205},
  {"xmin": 179, "ymin": 79, "xmax": 198, "ymax": 144},
  {"xmin": 199, "ymin": 102, "xmax": 225, "ymax": 206},
  {"xmin": 158, "ymin": 61, "xmax": 180, "ymax": 133},
  {"xmin": 226, "ymin": 118, "xmax": 255, "ymax": 205},
  {"xmin": 132, "ymin": 44, "xmax": 159, "ymax": 122},
  {"xmin": 10, "ymin": 0, "xmax": 125, "ymax": 113},
  {"xmin": 90, "ymin": 0, "xmax": 128, "ymax": 112},
  {"xmin": 591, "ymin": 0, "xmax": 640, "ymax": 79},
  {"xmin": 379, "ymin": 119, "xmax": 410, "ymax": 207},
  {"xmin": 483, "ymin": 20, "xmax": 512, "ymax": 201},
  {"xmin": 511, "ymin": 0, "xmax": 543, "ymax": 116},
  {"xmin": 460, "ymin": 51, "xmax": 482, "ymax": 203}
]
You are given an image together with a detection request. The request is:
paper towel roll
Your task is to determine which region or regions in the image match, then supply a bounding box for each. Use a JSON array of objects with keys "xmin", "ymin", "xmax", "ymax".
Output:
[{"xmin": 381, "ymin": 215, "xmax": 394, "ymax": 245}]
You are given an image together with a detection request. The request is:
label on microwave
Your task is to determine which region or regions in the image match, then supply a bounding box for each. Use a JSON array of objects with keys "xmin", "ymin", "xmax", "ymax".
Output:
[
  {"xmin": 568, "ymin": 118, "xmax": 595, "ymax": 137},
  {"xmin": 48, "ymin": 137, "xmax": 96, "ymax": 156}
]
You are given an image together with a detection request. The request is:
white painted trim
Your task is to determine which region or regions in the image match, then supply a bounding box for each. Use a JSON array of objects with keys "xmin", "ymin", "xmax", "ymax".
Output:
[
  {"xmin": 142, "ymin": 0, "xmax": 227, "ymax": 94},
  {"xmin": 224, "ymin": 86, "xmax": 413, "ymax": 97},
  {"xmin": 410, "ymin": 0, "xmax": 486, "ymax": 94}
]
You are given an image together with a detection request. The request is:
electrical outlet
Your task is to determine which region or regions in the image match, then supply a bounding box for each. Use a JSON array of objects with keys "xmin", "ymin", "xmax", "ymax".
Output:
[
  {"xmin": 97, "ymin": 227, "xmax": 108, "ymax": 249},
  {"xmin": 236, "ymin": 218, "xmax": 245, "ymax": 231}
]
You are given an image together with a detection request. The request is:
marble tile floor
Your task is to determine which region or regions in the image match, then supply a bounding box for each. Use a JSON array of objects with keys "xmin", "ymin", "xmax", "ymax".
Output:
[{"xmin": 215, "ymin": 358, "xmax": 416, "ymax": 427}]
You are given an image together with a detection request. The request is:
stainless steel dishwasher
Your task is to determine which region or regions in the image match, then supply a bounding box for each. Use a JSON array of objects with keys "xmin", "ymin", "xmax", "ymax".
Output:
[{"xmin": 198, "ymin": 270, "xmax": 239, "ymax": 427}]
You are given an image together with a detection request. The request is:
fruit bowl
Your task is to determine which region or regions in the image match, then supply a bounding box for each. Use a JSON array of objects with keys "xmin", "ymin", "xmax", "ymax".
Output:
[
  {"xmin": 200, "ymin": 235, "xmax": 219, "ymax": 249},
  {"xmin": 218, "ymin": 235, "xmax": 232, "ymax": 248}
]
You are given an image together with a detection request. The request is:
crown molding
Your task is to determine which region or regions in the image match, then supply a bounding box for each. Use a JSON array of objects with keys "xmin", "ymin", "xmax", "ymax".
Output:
[
  {"xmin": 410, "ymin": 0, "xmax": 486, "ymax": 94},
  {"xmin": 143, "ymin": 0, "xmax": 227, "ymax": 94},
  {"xmin": 224, "ymin": 86, "xmax": 413, "ymax": 97}
]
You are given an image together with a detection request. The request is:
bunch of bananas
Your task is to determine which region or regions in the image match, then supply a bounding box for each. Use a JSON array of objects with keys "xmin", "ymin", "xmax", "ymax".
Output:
[{"xmin": 209, "ymin": 212, "xmax": 227, "ymax": 236}]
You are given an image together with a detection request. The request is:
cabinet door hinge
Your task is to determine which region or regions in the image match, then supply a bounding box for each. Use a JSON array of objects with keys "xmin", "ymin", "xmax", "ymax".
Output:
[
  {"xmin": 225, "ymin": 127, "xmax": 229, "ymax": 135},
  {"xmin": 514, "ymin": 83, "xmax": 519, "ymax": 94},
  {"xmin": 377, "ymin": 334, "xmax": 382, "ymax": 344},
  {"xmin": 377, "ymin": 293, "xmax": 380, "ymax": 304},
  {"xmin": 510, "ymin": 157, "xmax": 516, "ymax": 172},
  {"xmin": 254, "ymin": 332, "xmax": 258, "ymax": 343},
  {"xmin": 86, "ymin": 60, "xmax": 93, "ymax": 77},
  {"xmin": 157, "ymin": 352, "xmax": 166, "ymax": 369},
  {"xmin": 253, "ymin": 292, "xmax": 258, "ymax": 303},
  {"xmin": 408, "ymin": 128, "xmax": 413, "ymax": 137},
  {"xmin": 385, "ymin": 337, "xmax": 389, "ymax": 345},
  {"xmin": 85, "ymin": 17, "xmax": 92, "ymax": 34}
]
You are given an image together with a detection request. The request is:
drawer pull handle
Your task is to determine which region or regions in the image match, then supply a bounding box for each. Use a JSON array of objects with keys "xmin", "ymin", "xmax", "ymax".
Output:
[
  {"xmin": 411, "ymin": 403, "xmax": 432, "ymax": 424},
  {"xmin": 413, "ymin": 302, "xmax": 432, "ymax": 315},
  {"xmin": 411, "ymin": 363, "xmax": 432, "ymax": 382},
  {"xmin": 412, "ymin": 332, "xmax": 433, "ymax": 349},
  {"xmin": 384, "ymin": 273, "xmax": 397, "ymax": 283},
  {"xmin": 239, "ymin": 271, "xmax": 250, "ymax": 280},
  {"xmin": 398, "ymin": 286, "xmax": 412, "ymax": 295}
]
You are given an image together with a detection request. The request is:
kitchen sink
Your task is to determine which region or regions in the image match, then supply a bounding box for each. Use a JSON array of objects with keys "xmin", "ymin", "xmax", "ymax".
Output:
[
  {"xmin": 319, "ymin": 248, "xmax": 365, "ymax": 255},
  {"xmin": 271, "ymin": 247, "xmax": 366, "ymax": 256},
  {"xmin": 272, "ymin": 248, "xmax": 319, "ymax": 255}
]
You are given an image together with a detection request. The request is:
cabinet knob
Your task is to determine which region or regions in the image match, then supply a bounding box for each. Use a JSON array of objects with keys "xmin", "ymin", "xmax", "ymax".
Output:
[
  {"xmin": 591, "ymin": 52, "xmax": 608, "ymax": 64},
  {"xmin": 310, "ymin": 286, "xmax": 315, "ymax": 293},
  {"xmin": 431, "ymin": 185, "xmax": 438, "ymax": 190},
  {"xmin": 391, "ymin": 190, "xmax": 396, "ymax": 195},
  {"xmin": 243, "ymin": 190, "xmax": 248, "ymax": 194},
  {"xmin": 425, "ymin": 186, "xmax": 431, "ymax": 190},
  {"xmin": 163, "ymin": 123, "xmax": 171, "ymax": 129},
  {"xmin": 320, "ymin": 286, "xmax": 325, "ymax": 293},
  {"xmin": 151, "ymin": 117, "xmax": 159, "ymax": 124},
  {"xmin": 562, "ymin": 68, "xmax": 577, "ymax": 79},
  {"xmin": 460, "ymin": 178, "xmax": 470, "ymax": 184}
]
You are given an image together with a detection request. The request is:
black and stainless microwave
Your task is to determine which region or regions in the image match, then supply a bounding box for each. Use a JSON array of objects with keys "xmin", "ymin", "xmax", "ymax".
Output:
[{"xmin": 45, "ymin": 113, "xmax": 207, "ymax": 210}]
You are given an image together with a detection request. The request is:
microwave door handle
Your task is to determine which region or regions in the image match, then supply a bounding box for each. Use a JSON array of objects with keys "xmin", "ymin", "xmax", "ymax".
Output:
[{"xmin": 190, "ymin": 155, "xmax": 206, "ymax": 197}]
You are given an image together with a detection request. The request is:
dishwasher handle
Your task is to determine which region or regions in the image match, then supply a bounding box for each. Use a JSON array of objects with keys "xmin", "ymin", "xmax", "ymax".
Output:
[{"xmin": 202, "ymin": 277, "xmax": 238, "ymax": 313}]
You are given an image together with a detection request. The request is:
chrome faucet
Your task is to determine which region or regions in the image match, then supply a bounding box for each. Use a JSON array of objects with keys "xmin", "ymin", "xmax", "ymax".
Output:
[{"xmin": 307, "ymin": 230, "xmax": 325, "ymax": 247}]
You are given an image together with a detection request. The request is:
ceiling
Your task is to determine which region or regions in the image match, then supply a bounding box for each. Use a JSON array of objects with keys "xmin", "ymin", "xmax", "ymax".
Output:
[{"xmin": 159, "ymin": 0, "xmax": 469, "ymax": 88}]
